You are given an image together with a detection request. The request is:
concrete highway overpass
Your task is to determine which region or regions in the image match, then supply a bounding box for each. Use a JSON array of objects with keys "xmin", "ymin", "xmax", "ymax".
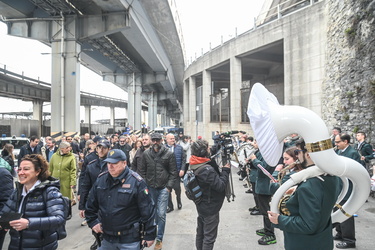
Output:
[{"xmin": 0, "ymin": 0, "xmax": 184, "ymax": 135}]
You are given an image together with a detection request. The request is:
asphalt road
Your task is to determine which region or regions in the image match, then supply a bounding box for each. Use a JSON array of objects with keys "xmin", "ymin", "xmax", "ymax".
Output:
[{"xmin": 3, "ymin": 171, "xmax": 375, "ymax": 250}]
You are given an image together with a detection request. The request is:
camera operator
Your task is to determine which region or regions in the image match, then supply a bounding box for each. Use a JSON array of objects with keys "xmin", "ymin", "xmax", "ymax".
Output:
[{"xmin": 189, "ymin": 139, "xmax": 230, "ymax": 250}]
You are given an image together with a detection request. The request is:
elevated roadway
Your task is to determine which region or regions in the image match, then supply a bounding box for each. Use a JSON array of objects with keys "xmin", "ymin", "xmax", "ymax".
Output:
[
  {"xmin": 0, "ymin": 0, "xmax": 184, "ymax": 135},
  {"xmin": 0, "ymin": 65, "xmax": 134, "ymax": 109}
]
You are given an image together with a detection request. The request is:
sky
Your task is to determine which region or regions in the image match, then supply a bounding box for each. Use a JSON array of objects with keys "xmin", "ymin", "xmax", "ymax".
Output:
[
  {"xmin": 175, "ymin": 0, "xmax": 264, "ymax": 63},
  {"xmin": 0, "ymin": 0, "xmax": 264, "ymax": 121}
]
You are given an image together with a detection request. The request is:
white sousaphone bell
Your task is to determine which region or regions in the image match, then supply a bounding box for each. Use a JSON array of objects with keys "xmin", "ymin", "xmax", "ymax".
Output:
[{"xmin": 247, "ymin": 83, "xmax": 370, "ymax": 223}]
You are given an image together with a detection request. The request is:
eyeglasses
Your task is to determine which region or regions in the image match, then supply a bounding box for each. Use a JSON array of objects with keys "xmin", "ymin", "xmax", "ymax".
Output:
[
  {"xmin": 119, "ymin": 140, "xmax": 125, "ymax": 143},
  {"xmin": 334, "ymin": 141, "xmax": 342, "ymax": 143}
]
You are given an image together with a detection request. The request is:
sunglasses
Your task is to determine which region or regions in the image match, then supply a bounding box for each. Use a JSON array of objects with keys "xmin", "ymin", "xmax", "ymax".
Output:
[
  {"xmin": 294, "ymin": 149, "xmax": 304, "ymax": 156},
  {"xmin": 152, "ymin": 138, "xmax": 161, "ymax": 142}
]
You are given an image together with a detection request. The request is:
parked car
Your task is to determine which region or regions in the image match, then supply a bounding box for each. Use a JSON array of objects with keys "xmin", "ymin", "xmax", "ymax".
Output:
[{"xmin": 0, "ymin": 134, "xmax": 30, "ymax": 165}]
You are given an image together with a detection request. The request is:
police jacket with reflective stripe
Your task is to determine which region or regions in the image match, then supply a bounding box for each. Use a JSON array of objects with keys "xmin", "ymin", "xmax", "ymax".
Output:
[{"xmin": 85, "ymin": 167, "xmax": 156, "ymax": 242}]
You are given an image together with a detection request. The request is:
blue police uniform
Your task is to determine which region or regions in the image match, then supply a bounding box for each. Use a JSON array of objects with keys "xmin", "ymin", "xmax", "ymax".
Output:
[{"xmin": 85, "ymin": 150, "xmax": 156, "ymax": 246}]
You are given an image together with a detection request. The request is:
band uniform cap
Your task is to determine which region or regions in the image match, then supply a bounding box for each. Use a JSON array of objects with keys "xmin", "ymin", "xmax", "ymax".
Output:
[
  {"xmin": 98, "ymin": 139, "xmax": 111, "ymax": 148},
  {"xmin": 104, "ymin": 149, "xmax": 127, "ymax": 163},
  {"xmin": 93, "ymin": 135, "xmax": 102, "ymax": 143},
  {"xmin": 151, "ymin": 133, "xmax": 162, "ymax": 140}
]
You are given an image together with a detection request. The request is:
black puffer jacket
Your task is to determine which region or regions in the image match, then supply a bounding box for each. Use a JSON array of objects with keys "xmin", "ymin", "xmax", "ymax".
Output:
[
  {"xmin": 79, "ymin": 158, "xmax": 107, "ymax": 210},
  {"xmin": 0, "ymin": 167, "xmax": 14, "ymax": 211},
  {"xmin": 1, "ymin": 177, "xmax": 65, "ymax": 250},
  {"xmin": 189, "ymin": 156, "xmax": 230, "ymax": 217},
  {"xmin": 138, "ymin": 146, "xmax": 177, "ymax": 190}
]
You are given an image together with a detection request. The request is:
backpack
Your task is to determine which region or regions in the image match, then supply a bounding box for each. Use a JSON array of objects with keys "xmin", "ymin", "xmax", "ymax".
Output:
[
  {"xmin": 183, "ymin": 165, "xmax": 205, "ymax": 204},
  {"xmin": 42, "ymin": 189, "xmax": 72, "ymax": 240},
  {"xmin": 0, "ymin": 157, "xmax": 12, "ymax": 173}
]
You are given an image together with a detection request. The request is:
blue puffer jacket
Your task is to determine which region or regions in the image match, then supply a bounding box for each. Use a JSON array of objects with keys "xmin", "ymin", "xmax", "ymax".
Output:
[
  {"xmin": 167, "ymin": 144, "xmax": 185, "ymax": 171},
  {"xmin": 174, "ymin": 145, "xmax": 186, "ymax": 172},
  {"xmin": 1, "ymin": 177, "xmax": 65, "ymax": 250}
]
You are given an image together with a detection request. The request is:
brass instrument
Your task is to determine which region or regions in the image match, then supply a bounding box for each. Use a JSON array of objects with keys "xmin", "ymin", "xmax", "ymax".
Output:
[
  {"xmin": 277, "ymin": 160, "xmax": 300, "ymax": 185},
  {"xmin": 247, "ymin": 83, "xmax": 370, "ymax": 223}
]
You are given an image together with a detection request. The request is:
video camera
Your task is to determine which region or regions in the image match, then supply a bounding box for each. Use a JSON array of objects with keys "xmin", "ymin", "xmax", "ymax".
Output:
[{"xmin": 216, "ymin": 130, "xmax": 243, "ymax": 159}]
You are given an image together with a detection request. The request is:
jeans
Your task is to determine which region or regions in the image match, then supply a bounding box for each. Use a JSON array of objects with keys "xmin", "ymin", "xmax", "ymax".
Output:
[
  {"xmin": 149, "ymin": 187, "xmax": 169, "ymax": 241},
  {"xmin": 99, "ymin": 239, "xmax": 140, "ymax": 250},
  {"xmin": 196, "ymin": 212, "xmax": 220, "ymax": 250}
]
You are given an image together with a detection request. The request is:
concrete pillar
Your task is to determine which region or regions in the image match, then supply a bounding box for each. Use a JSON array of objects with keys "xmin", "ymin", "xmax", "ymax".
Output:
[
  {"xmin": 110, "ymin": 107, "xmax": 115, "ymax": 127},
  {"xmin": 128, "ymin": 73, "xmax": 142, "ymax": 130},
  {"xmin": 84, "ymin": 105, "xmax": 91, "ymax": 134},
  {"xmin": 189, "ymin": 76, "xmax": 197, "ymax": 139},
  {"xmin": 148, "ymin": 92, "xmax": 157, "ymax": 129},
  {"xmin": 158, "ymin": 105, "xmax": 167, "ymax": 127},
  {"xmin": 32, "ymin": 100, "xmax": 43, "ymax": 137},
  {"xmin": 230, "ymin": 56, "xmax": 242, "ymax": 129},
  {"xmin": 202, "ymin": 70, "xmax": 212, "ymax": 139},
  {"xmin": 84, "ymin": 106, "xmax": 91, "ymax": 124},
  {"xmin": 51, "ymin": 16, "xmax": 80, "ymax": 136},
  {"xmin": 183, "ymin": 79, "xmax": 189, "ymax": 124}
]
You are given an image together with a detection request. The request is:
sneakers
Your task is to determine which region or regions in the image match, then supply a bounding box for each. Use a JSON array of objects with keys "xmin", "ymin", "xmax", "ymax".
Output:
[
  {"xmin": 258, "ymin": 235, "xmax": 277, "ymax": 245},
  {"xmin": 249, "ymin": 206, "xmax": 258, "ymax": 212},
  {"xmin": 256, "ymin": 228, "xmax": 266, "ymax": 236},
  {"xmin": 336, "ymin": 241, "xmax": 356, "ymax": 249},
  {"xmin": 81, "ymin": 219, "xmax": 87, "ymax": 226},
  {"xmin": 154, "ymin": 240, "xmax": 163, "ymax": 250},
  {"xmin": 250, "ymin": 210, "xmax": 261, "ymax": 215}
]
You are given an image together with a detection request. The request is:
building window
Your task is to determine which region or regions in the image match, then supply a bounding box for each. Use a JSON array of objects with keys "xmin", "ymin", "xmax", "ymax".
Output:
[{"xmin": 210, "ymin": 87, "xmax": 230, "ymax": 122}]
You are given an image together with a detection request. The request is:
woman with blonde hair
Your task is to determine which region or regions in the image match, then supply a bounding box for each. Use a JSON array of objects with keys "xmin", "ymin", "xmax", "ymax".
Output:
[
  {"xmin": 49, "ymin": 141, "xmax": 77, "ymax": 200},
  {"xmin": 129, "ymin": 139, "xmax": 142, "ymax": 165}
]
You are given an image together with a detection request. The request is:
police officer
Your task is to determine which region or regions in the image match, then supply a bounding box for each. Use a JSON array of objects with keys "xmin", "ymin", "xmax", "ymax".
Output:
[{"xmin": 85, "ymin": 149, "xmax": 156, "ymax": 250}]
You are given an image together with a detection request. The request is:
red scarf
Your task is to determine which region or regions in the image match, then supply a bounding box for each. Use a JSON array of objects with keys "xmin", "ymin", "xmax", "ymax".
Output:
[{"xmin": 189, "ymin": 155, "xmax": 210, "ymax": 165}]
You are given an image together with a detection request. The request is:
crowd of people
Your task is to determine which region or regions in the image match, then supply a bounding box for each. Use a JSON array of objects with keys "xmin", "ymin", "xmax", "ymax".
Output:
[{"xmin": 0, "ymin": 127, "xmax": 374, "ymax": 249}]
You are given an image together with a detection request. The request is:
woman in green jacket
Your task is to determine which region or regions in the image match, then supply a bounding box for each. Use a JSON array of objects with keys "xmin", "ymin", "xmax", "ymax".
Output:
[
  {"xmin": 49, "ymin": 141, "xmax": 77, "ymax": 200},
  {"xmin": 268, "ymin": 141, "xmax": 341, "ymax": 250}
]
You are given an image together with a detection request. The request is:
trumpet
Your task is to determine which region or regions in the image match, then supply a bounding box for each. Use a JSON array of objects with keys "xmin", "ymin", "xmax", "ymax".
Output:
[{"xmin": 277, "ymin": 160, "xmax": 300, "ymax": 184}]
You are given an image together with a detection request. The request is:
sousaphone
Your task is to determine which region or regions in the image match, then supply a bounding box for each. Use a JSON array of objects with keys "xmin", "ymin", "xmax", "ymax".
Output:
[{"xmin": 247, "ymin": 83, "xmax": 370, "ymax": 223}]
